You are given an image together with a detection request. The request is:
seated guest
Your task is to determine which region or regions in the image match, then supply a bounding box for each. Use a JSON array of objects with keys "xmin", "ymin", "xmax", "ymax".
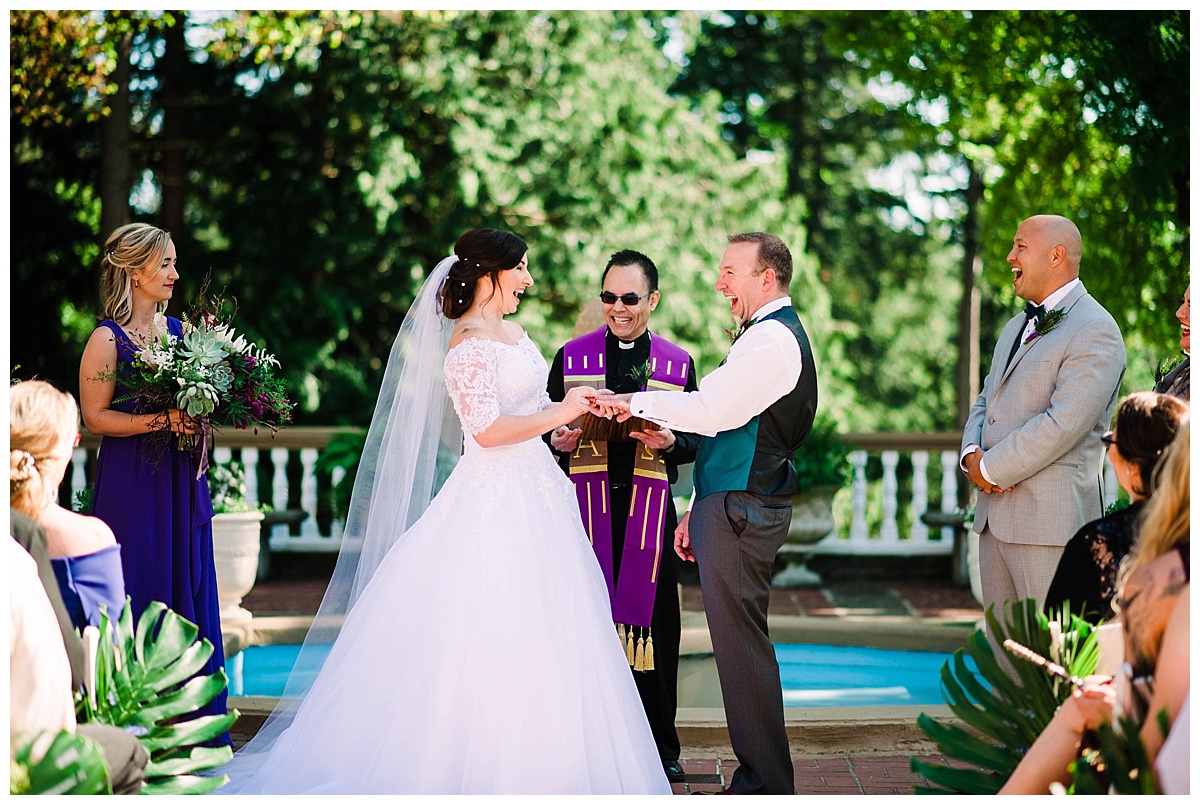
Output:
[
  {"xmin": 1154, "ymin": 283, "xmax": 1189, "ymax": 400},
  {"xmin": 10, "ymin": 380, "xmax": 125, "ymax": 631},
  {"xmin": 10, "ymin": 535, "xmax": 148, "ymax": 794},
  {"xmin": 1001, "ymin": 546, "xmax": 1189, "ymax": 794},
  {"xmin": 1000, "ymin": 421, "xmax": 1189, "ymax": 794},
  {"xmin": 1043, "ymin": 392, "xmax": 1186, "ymax": 623},
  {"xmin": 1118, "ymin": 414, "xmax": 1190, "ymax": 581}
]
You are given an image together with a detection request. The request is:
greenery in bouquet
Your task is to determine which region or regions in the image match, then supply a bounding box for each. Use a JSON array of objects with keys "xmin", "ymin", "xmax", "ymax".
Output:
[
  {"xmin": 109, "ymin": 290, "xmax": 293, "ymax": 439},
  {"xmin": 207, "ymin": 461, "xmax": 270, "ymax": 515}
]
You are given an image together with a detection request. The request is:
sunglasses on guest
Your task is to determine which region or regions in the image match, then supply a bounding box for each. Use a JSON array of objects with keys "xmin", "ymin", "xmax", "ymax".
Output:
[
  {"xmin": 598, "ymin": 291, "xmax": 648, "ymax": 307},
  {"xmin": 1101, "ymin": 430, "xmax": 1117, "ymax": 448}
]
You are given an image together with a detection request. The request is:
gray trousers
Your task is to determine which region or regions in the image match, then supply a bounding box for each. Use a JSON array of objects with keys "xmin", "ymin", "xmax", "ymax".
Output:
[{"xmin": 691, "ymin": 491, "xmax": 794, "ymax": 795}]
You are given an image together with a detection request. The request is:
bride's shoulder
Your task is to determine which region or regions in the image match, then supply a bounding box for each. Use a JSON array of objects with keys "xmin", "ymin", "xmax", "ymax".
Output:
[{"xmin": 446, "ymin": 327, "xmax": 499, "ymax": 363}]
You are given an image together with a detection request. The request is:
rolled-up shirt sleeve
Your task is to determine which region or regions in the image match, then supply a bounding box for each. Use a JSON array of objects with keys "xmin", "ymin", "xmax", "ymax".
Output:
[{"xmin": 629, "ymin": 321, "xmax": 802, "ymax": 437}]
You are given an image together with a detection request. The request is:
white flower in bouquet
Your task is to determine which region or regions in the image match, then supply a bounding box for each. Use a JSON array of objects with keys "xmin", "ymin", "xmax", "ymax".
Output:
[{"xmin": 211, "ymin": 323, "xmax": 250, "ymax": 355}]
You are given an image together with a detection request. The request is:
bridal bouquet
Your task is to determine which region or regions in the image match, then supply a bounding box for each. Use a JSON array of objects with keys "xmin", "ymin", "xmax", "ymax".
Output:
[{"xmin": 111, "ymin": 292, "xmax": 293, "ymax": 471}]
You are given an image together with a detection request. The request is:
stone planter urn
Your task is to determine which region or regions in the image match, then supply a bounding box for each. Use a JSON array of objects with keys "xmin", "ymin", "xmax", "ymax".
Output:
[
  {"xmin": 772, "ymin": 484, "xmax": 840, "ymax": 588},
  {"xmin": 211, "ymin": 511, "xmax": 264, "ymax": 626}
]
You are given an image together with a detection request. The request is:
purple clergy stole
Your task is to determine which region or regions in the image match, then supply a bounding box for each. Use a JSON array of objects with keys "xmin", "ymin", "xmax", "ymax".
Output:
[{"xmin": 563, "ymin": 326, "xmax": 690, "ymax": 629}]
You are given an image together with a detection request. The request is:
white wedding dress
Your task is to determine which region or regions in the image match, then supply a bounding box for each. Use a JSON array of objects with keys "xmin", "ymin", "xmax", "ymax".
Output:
[{"xmin": 219, "ymin": 334, "xmax": 670, "ymax": 794}]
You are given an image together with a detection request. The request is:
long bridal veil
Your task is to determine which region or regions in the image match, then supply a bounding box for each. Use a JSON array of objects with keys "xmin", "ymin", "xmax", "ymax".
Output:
[{"xmin": 216, "ymin": 256, "xmax": 463, "ymax": 786}]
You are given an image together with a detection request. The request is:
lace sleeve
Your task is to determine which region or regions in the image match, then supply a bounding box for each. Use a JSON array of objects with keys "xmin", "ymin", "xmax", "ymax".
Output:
[
  {"xmin": 444, "ymin": 339, "xmax": 502, "ymax": 436},
  {"xmin": 537, "ymin": 388, "xmax": 553, "ymax": 412}
]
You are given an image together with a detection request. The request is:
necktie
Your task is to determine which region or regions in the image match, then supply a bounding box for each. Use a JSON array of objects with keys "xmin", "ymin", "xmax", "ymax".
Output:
[{"xmin": 1006, "ymin": 302, "xmax": 1045, "ymax": 369}]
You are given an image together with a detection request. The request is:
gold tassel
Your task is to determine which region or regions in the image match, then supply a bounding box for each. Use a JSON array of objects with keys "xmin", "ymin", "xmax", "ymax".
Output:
[
  {"xmin": 625, "ymin": 624, "xmax": 636, "ymax": 666},
  {"xmin": 645, "ymin": 632, "xmax": 655, "ymax": 672},
  {"xmin": 634, "ymin": 633, "xmax": 647, "ymax": 672},
  {"xmin": 617, "ymin": 623, "xmax": 626, "ymax": 654}
]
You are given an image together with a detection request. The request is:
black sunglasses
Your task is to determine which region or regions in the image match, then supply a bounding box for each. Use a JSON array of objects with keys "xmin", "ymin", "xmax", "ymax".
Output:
[
  {"xmin": 599, "ymin": 291, "xmax": 647, "ymax": 307},
  {"xmin": 1101, "ymin": 430, "xmax": 1116, "ymax": 448}
]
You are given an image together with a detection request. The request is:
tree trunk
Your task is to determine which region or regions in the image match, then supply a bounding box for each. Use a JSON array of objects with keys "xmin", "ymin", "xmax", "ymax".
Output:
[
  {"xmin": 956, "ymin": 160, "xmax": 983, "ymax": 430},
  {"xmin": 160, "ymin": 12, "xmax": 187, "ymax": 239},
  {"xmin": 99, "ymin": 25, "xmax": 132, "ymax": 240}
]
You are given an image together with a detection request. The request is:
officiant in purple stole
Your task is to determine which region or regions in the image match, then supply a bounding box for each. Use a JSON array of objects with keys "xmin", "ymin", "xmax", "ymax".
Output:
[{"xmin": 547, "ymin": 251, "xmax": 699, "ymax": 783}]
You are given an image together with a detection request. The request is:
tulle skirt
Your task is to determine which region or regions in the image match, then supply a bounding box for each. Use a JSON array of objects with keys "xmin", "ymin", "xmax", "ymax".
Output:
[{"xmin": 218, "ymin": 439, "xmax": 670, "ymax": 794}]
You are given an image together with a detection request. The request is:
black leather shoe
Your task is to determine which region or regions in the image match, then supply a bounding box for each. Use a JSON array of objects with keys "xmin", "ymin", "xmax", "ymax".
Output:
[{"xmin": 663, "ymin": 759, "xmax": 686, "ymax": 783}]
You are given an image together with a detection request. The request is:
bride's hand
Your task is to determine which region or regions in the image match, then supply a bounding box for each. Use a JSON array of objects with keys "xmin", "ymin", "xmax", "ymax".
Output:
[{"xmin": 563, "ymin": 386, "xmax": 597, "ymax": 418}]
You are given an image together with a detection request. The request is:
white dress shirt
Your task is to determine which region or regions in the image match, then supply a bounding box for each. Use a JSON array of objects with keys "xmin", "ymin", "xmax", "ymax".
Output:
[
  {"xmin": 963, "ymin": 279, "xmax": 1083, "ymax": 484},
  {"xmin": 629, "ymin": 296, "xmax": 803, "ymax": 437}
]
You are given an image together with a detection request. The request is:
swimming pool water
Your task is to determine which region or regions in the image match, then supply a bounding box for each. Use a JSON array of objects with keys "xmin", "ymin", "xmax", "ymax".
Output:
[{"xmin": 228, "ymin": 642, "xmax": 958, "ymax": 707}]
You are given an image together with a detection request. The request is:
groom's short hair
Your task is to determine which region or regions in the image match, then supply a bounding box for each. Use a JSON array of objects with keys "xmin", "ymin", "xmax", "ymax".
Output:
[
  {"xmin": 729, "ymin": 232, "xmax": 792, "ymax": 291},
  {"xmin": 603, "ymin": 249, "xmax": 659, "ymax": 292}
]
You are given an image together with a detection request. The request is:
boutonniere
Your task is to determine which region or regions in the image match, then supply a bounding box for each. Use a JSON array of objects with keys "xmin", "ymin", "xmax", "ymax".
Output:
[
  {"xmin": 723, "ymin": 318, "xmax": 754, "ymax": 345},
  {"xmin": 1025, "ymin": 308, "xmax": 1065, "ymax": 344},
  {"xmin": 628, "ymin": 361, "xmax": 653, "ymax": 392}
]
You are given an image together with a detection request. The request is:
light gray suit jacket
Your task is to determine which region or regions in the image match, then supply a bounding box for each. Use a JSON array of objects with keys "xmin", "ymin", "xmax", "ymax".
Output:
[{"xmin": 962, "ymin": 283, "xmax": 1126, "ymax": 547}]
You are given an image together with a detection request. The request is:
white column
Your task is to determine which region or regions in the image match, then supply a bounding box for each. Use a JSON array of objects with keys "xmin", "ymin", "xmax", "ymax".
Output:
[
  {"xmin": 70, "ymin": 448, "xmax": 88, "ymax": 510},
  {"xmin": 940, "ymin": 450, "xmax": 959, "ymax": 542},
  {"xmin": 242, "ymin": 449, "xmax": 260, "ymax": 509},
  {"xmin": 849, "ymin": 450, "xmax": 869, "ymax": 543},
  {"xmin": 300, "ymin": 448, "xmax": 319, "ymax": 538},
  {"xmin": 213, "ymin": 446, "xmax": 232, "ymax": 467},
  {"xmin": 329, "ymin": 466, "xmax": 346, "ymax": 539},
  {"xmin": 880, "ymin": 450, "xmax": 899, "ymax": 544},
  {"xmin": 271, "ymin": 448, "xmax": 290, "ymax": 532},
  {"xmin": 1103, "ymin": 455, "xmax": 1119, "ymax": 509},
  {"xmin": 910, "ymin": 450, "xmax": 929, "ymax": 543}
]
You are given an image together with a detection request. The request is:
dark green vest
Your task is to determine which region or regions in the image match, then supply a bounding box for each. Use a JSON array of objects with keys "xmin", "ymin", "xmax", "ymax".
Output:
[{"xmin": 693, "ymin": 305, "xmax": 817, "ymax": 499}]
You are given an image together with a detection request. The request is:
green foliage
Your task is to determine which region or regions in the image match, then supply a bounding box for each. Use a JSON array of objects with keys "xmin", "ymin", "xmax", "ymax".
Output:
[
  {"xmin": 1068, "ymin": 710, "xmax": 1164, "ymax": 795},
  {"xmin": 10, "ymin": 730, "xmax": 111, "ymax": 795},
  {"xmin": 314, "ymin": 429, "xmax": 367, "ymax": 522},
  {"xmin": 910, "ymin": 599, "xmax": 1099, "ymax": 794},
  {"xmin": 8, "ymin": 10, "xmax": 1187, "ymax": 434},
  {"xmin": 794, "ymin": 413, "xmax": 851, "ymax": 491},
  {"xmin": 79, "ymin": 600, "xmax": 237, "ymax": 794},
  {"xmin": 73, "ymin": 484, "xmax": 94, "ymax": 515}
]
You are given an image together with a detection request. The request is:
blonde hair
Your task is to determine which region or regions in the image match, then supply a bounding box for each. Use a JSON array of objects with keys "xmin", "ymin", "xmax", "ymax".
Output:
[
  {"xmin": 1122, "ymin": 414, "xmax": 1190, "ymax": 583},
  {"xmin": 9, "ymin": 380, "xmax": 80, "ymax": 516},
  {"xmin": 100, "ymin": 222, "xmax": 172, "ymax": 325}
]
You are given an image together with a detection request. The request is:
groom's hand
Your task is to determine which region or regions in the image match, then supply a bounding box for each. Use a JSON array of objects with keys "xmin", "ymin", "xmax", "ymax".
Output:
[
  {"xmin": 590, "ymin": 392, "xmax": 633, "ymax": 421},
  {"xmin": 963, "ymin": 448, "xmax": 1007, "ymax": 494},
  {"xmin": 674, "ymin": 511, "xmax": 695, "ymax": 562}
]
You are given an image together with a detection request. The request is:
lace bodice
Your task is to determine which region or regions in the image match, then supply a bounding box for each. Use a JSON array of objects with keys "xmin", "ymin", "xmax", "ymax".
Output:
[{"xmin": 444, "ymin": 334, "xmax": 553, "ymax": 451}]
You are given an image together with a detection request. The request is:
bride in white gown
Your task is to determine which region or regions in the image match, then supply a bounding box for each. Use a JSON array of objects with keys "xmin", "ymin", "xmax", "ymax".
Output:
[{"xmin": 215, "ymin": 230, "xmax": 670, "ymax": 794}]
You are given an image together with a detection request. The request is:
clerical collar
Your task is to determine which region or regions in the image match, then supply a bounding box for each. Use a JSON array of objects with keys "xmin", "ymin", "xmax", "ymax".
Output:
[{"xmin": 608, "ymin": 328, "xmax": 650, "ymax": 350}]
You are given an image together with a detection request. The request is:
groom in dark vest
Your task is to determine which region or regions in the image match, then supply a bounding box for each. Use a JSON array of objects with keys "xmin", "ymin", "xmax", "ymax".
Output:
[
  {"xmin": 547, "ymin": 250, "xmax": 700, "ymax": 785},
  {"xmin": 592, "ymin": 233, "xmax": 816, "ymax": 795}
]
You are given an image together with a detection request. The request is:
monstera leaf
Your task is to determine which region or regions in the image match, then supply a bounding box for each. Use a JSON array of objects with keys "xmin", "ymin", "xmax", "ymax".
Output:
[
  {"xmin": 77, "ymin": 599, "xmax": 237, "ymax": 795},
  {"xmin": 10, "ymin": 730, "xmax": 110, "ymax": 795},
  {"xmin": 910, "ymin": 598, "xmax": 1099, "ymax": 794}
]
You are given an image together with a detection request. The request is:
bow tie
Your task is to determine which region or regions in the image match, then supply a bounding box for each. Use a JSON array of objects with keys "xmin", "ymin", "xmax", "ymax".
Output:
[
  {"xmin": 733, "ymin": 318, "xmax": 757, "ymax": 341},
  {"xmin": 1024, "ymin": 302, "xmax": 1046, "ymax": 323}
]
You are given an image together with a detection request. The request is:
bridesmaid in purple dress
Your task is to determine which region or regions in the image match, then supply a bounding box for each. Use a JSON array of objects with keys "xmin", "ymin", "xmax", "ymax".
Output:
[{"xmin": 79, "ymin": 223, "xmax": 229, "ymax": 744}]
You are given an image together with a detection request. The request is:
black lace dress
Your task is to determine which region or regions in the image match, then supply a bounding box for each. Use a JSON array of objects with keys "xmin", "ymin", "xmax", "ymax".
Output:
[{"xmin": 1043, "ymin": 501, "xmax": 1145, "ymax": 624}]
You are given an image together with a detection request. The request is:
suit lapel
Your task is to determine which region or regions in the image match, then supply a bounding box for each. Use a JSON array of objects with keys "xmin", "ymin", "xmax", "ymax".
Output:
[{"xmin": 998, "ymin": 284, "xmax": 1090, "ymax": 387}]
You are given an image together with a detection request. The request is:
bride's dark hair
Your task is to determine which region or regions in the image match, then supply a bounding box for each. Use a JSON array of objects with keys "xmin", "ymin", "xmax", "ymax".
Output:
[{"xmin": 440, "ymin": 229, "xmax": 528, "ymax": 318}]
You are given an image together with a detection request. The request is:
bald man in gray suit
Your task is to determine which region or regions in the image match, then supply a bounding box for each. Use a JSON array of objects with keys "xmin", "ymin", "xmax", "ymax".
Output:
[{"xmin": 962, "ymin": 215, "xmax": 1126, "ymax": 618}]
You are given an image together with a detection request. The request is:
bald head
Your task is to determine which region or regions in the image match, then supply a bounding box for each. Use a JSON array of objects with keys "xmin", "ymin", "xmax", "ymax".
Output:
[
  {"xmin": 1008, "ymin": 214, "xmax": 1084, "ymax": 303},
  {"xmin": 1026, "ymin": 215, "xmax": 1083, "ymax": 274}
]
